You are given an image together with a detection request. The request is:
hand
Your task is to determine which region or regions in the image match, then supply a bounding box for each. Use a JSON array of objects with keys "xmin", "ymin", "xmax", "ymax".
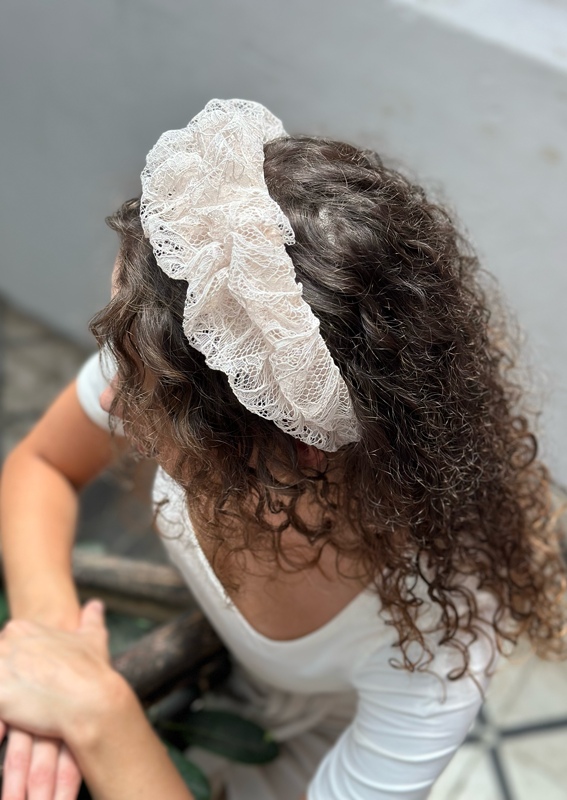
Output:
[
  {"xmin": 0, "ymin": 601, "xmax": 121, "ymax": 796},
  {"xmin": 1, "ymin": 730, "xmax": 81, "ymax": 800},
  {"xmin": 0, "ymin": 608, "xmax": 84, "ymax": 800},
  {"xmin": 0, "ymin": 605, "xmax": 193, "ymax": 800}
]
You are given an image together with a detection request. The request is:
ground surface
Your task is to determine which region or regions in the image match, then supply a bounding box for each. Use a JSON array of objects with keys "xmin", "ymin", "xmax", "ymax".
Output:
[{"xmin": 1, "ymin": 296, "xmax": 567, "ymax": 799}]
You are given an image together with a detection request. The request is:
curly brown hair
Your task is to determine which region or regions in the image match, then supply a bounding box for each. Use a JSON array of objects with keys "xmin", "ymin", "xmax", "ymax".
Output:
[{"xmin": 91, "ymin": 135, "xmax": 567, "ymax": 678}]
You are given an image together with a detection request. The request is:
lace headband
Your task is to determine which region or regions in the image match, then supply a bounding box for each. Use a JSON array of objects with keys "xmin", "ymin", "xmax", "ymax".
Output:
[{"xmin": 140, "ymin": 98, "xmax": 360, "ymax": 451}]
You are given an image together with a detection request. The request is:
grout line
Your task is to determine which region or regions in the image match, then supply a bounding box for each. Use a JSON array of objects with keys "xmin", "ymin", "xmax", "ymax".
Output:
[
  {"xmin": 500, "ymin": 716, "xmax": 567, "ymax": 738},
  {"xmin": 489, "ymin": 747, "xmax": 514, "ymax": 800},
  {"xmin": 470, "ymin": 703, "xmax": 567, "ymax": 798}
]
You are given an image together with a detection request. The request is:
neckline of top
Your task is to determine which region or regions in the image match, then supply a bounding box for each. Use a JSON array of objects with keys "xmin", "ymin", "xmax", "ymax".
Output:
[{"xmin": 182, "ymin": 504, "xmax": 377, "ymax": 649}]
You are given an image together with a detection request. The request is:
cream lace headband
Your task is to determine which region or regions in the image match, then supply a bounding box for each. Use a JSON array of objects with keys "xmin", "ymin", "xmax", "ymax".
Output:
[{"xmin": 140, "ymin": 99, "xmax": 360, "ymax": 452}]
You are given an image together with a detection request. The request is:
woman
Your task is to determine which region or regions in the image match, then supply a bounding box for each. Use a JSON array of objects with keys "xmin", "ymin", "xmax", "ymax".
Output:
[{"xmin": 0, "ymin": 99, "xmax": 565, "ymax": 800}]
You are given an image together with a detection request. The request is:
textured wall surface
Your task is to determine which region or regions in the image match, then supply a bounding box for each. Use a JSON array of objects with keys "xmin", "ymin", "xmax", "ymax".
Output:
[{"xmin": 0, "ymin": 0, "xmax": 566, "ymax": 479}]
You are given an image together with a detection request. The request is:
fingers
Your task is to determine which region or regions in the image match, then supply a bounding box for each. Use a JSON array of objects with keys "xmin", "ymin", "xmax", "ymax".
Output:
[
  {"xmin": 26, "ymin": 736, "xmax": 59, "ymax": 800},
  {"xmin": 2, "ymin": 734, "xmax": 82, "ymax": 800},
  {"xmin": 78, "ymin": 599, "xmax": 105, "ymax": 633},
  {"xmin": 53, "ymin": 744, "xmax": 82, "ymax": 800},
  {"xmin": 2, "ymin": 728, "xmax": 33, "ymax": 800},
  {"xmin": 78, "ymin": 600, "xmax": 109, "ymax": 661}
]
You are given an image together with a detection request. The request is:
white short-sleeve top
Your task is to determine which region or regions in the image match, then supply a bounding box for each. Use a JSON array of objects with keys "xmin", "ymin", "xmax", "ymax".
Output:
[{"xmin": 76, "ymin": 352, "xmax": 496, "ymax": 800}]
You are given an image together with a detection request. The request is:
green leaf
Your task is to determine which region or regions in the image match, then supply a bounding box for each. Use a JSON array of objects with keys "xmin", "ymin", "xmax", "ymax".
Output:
[
  {"xmin": 160, "ymin": 710, "xmax": 279, "ymax": 764},
  {"xmin": 164, "ymin": 742, "xmax": 211, "ymax": 800},
  {"xmin": 0, "ymin": 591, "xmax": 10, "ymax": 627}
]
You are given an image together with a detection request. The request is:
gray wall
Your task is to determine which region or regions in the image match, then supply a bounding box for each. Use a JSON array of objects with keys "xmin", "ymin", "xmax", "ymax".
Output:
[{"xmin": 1, "ymin": 0, "xmax": 566, "ymax": 481}]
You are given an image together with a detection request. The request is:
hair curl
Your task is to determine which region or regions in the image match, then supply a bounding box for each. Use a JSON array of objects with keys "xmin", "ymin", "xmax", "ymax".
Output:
[{"xmin": 91, "ymin": 136, "xmax": 567, "ymax": 677}]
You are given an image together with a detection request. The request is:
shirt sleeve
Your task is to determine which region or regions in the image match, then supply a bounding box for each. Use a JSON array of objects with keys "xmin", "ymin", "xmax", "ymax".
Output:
[
  {"xmin": 307, "ymin": 625, "xmax": 495, "ymax": 800},
  {"xmin": 76, "ymin": 350, "xmax": 123, "ymax": 434}
]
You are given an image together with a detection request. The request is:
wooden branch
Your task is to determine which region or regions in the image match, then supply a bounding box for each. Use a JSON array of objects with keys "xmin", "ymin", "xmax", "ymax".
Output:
[
  {"xmin": 0, "ymin": 548, "xmax": 195, "ymax": 619},
  {"xmin": 71, "ymin": 551, "xmax": 194, "ymax": 608},
  {"xmin": 78, "ymin": 588, "xmax": 183, "ymax": 621},
  {"xmin": 112, "ymin": 609, "xmax": 228, "ymax": 705}
]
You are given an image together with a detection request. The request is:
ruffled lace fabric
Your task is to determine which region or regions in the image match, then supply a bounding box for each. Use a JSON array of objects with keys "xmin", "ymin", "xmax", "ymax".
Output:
[{"xmin": 140, "ymin": 98, "xmax": 360, "ymax": 451}]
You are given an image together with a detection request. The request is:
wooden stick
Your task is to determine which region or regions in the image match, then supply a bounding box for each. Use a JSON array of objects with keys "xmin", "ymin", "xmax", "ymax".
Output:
[
  {"xmin": 77, "ymin": 588, "xmax": 184, "ymax": 622},
  {"xmin": 0, "ymin": 548, "xmax": 195, "ymax": 618},
  {"xmin": 71, "ymin": 550, "xmax": 194, "ymax": 608},
  {"xmin": 112, "ymin": 609, "xmax": 228, "ymax": 704}
]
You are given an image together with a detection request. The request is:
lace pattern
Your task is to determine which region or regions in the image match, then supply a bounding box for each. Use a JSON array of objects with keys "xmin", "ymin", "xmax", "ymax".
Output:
[{"xmin": 140, "ymin": 99, "xmax": 360, "ymax": 451}]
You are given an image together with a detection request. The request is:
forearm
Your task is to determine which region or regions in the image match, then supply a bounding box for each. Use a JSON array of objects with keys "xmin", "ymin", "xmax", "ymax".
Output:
[
  {"xmin": 69, "ymin": 676, "xmax": 194, "ymax": 800},
  {"xmin": 0, "ymin": 446, "xmax": 80, "ymax": 627}
]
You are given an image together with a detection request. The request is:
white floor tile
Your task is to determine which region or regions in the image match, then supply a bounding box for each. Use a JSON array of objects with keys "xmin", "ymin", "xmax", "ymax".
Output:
[
  {"xmin": 428, "ymin": 744, "xmax": 501, "ymax": 800},
  {"xmin": 485, "ymin": 653, "xmax": 567, "ymax": 728},
  {"xmin": 501, "ymin": 730, "xmax": 567, "ymax": 800}
]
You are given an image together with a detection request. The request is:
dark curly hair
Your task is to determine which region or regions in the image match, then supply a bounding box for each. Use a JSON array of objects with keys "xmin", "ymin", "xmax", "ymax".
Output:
[{"xmin": 91, "ymin": 136, "xmax": 567, "ymax": 678}]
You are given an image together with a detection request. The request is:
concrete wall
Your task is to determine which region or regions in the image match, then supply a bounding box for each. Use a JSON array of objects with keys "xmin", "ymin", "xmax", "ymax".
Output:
[{"xmin": 1, "ymin": 0, "xmax": 566, "ymax": 481}]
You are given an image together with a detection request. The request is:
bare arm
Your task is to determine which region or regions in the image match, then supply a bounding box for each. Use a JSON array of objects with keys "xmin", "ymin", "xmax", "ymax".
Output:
[
  {"xmin": 0, "ymin": 380, "xmax": 123, "ymax": 627},
  {"xmin": 73, "ymin": 676, "xmax": 195, "ymax": 800},
  {"xmin": 0, "ymin": 379, "xmax": 126, "ymax": 800}
]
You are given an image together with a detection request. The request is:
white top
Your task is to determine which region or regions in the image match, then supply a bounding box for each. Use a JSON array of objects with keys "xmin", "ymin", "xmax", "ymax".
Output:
[{"xmin": 77, "ymin": 352, "xmax": 496, "ymax": 800}]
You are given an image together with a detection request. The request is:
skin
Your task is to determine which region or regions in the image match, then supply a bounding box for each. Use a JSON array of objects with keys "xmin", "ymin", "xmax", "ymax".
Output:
[
  {"xmin": 0, "ymin": 260, "xmax": 352, "ymax": 800},
  {"xmin": 0, "ymin": 601, "xmax": 194, "ymax": 800}
]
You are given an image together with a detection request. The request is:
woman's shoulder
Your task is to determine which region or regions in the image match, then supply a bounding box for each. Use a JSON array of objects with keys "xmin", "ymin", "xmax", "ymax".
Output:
[{"xmin": 353, "ymin": 576, "xmax": 499, "ymax": 700}]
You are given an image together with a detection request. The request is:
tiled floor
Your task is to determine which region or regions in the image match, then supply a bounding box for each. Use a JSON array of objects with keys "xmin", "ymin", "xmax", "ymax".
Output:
[
  {"xmin": 1, "ymin": 295, "xmax": 567, "ymax": 799},
  {"xmin": 430, "ymin": 651, "xmax": 567, "ymax": 800}
]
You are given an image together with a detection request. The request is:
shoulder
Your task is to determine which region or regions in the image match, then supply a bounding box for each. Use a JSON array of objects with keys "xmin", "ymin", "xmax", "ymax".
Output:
[{"xmin": 352, "ymin": 580, "xmax": 498, "ymax": 706}]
